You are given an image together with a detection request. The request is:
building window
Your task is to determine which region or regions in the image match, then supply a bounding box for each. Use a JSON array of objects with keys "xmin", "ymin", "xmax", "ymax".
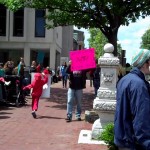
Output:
[
  {"xmin": 35, "ymin": 9, "xmax": 46, "ymax": 37},
  {"xmin": 0, "ymin": 4, "xmax": 6, "ymax": 36},
  {"xmin": 13, "ymin": 9, "xmax": 24, "ymax": 37}
]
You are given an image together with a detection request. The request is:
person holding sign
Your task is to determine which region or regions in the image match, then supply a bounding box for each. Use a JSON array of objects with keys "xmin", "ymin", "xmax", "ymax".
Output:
[
  {"xmin": 65, "ymin": 60, "xmax": 87, "ymax": 122},
  {"xmin": 23, "ymin": 72, "xmax": 48, "ymax": 119}
]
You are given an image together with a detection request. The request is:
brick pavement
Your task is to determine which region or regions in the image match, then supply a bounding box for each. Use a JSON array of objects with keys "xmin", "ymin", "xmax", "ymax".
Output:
[{"xmin": 0, "ymin": 80, "xmax": 107, "ymax": 150}]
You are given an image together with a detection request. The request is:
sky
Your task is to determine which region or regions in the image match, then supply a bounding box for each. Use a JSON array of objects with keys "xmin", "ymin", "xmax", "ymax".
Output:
[{"xmin": 74, "ymin": 16, "xmax": 150, "ymax": 64}]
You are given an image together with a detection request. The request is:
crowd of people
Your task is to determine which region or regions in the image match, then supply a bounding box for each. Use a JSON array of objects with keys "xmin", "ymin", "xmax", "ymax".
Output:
[
  {"xmin": 0, "ymin": 58, "xmax": 57, "ymax": 85},
  {"xmin": 0, "ymin": 58, "xmax": 57, "ymax": 104},
  {"xmin": 2, "ymin": 47, "xmax": 150, "ymax": 150},
  {"xmin": 0, "ymin": 56, "xmax": 133, "ymax": 120}
]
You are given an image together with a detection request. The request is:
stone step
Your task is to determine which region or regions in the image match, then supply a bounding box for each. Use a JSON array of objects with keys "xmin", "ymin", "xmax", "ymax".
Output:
[{"xmin": 85, "ymin": 110, "xmax": 99, "ymax": 123}]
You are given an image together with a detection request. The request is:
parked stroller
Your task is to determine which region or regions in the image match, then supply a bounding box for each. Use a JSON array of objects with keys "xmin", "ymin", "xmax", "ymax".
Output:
[{"xmin": 4, "ymin": 75, "xmax": 27, "ymax": 107}]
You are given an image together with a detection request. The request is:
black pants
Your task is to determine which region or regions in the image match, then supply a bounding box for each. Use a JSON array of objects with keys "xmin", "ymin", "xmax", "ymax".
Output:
[
  {"xmin": 0, "ymin": 81, "xmax": 6, "ymax": 99},
  {"xmin": 62, "ymin": 76, "xmax": 67, "ymax": 87}
]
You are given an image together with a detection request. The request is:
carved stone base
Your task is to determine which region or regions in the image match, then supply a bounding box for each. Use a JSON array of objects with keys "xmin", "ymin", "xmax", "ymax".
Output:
[
  {"xmin": 91, "ymin": 110, "xmax": 115, "ymax": 139},
  {"xmin": 91, "ymin": 98, "xmax": 116, "ymax": 139}
]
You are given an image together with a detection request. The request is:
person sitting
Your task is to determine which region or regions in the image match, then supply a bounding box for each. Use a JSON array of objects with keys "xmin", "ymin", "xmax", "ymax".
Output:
[
  {"xmin": 0, "ymin": 77, "xmax": 11, "ymax": 99},
  {"xmin": 4, "ymin": 61, "xmax": 15, "ymax": 75},
  {"xmin": 0, "ymin": 63, "xmax": 5, "ymax": 77},
  {"xmin": 30, "ymin": 61, "xmax": 37, "ymax": 73}
]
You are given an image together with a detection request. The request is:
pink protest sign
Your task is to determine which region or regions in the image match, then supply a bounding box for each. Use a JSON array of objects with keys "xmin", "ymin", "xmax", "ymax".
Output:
[{"xmin": 70, "ymin": 48, "xmax": 96, "ymax": 71}]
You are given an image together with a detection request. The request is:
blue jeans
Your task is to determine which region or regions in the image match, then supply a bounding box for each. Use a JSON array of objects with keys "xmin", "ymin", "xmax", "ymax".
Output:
[
  {"xmin": 62, "ymin": 75, "xmax": 67, "ymax": 87},
  {"xmin": 67, "ymin": 88, "xmax": 83, "ymax": 119}
]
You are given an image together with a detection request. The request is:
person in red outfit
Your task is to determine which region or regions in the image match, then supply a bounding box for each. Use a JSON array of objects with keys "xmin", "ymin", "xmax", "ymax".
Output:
[
  {"xmin": 43, "ymin": 67, "xmax": 51, "ymax": 75},
  {"xmin": 23, "ymin": 72, "xmax": 48, "ymax": 118},
  {"xmin": 0, "ymin": 77, "xmax": 11, "ymax": 85},
  {"xmin": 0, "ymin": 77, "xmax": 5, "ymax": 83}
]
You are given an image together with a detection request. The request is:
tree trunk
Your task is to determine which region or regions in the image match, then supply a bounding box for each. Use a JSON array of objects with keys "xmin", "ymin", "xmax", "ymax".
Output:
[{"xmin": 105, "ymin": 30, "xmax": 118, "ymax": 56}]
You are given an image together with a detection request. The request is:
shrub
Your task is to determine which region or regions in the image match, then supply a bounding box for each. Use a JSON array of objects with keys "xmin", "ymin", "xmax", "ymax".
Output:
[{"xmin": 97, "ymin": 123, "xmax": 118, "ymax": 150}]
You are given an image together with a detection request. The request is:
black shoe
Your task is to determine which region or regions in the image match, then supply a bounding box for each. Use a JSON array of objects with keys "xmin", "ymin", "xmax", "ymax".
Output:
[
  {"xmin": 32, "ymin": 111, "xmax": 37, "ymax": 119},
  {"xmin": 66, "ymin": 116, "xmax": 72, "ymax": 122},
  {"xmin": 77, "ymin": 117, "xmax": 81, "ymax": 121}
]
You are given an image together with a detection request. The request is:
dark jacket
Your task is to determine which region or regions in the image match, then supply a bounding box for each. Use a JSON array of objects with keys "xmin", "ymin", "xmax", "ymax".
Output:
[
  {"xmin": 93, "ymin": 67, "xmax": 101, "ymax": 89},
  {"xmin": 66, "ymin": 65, "xmax": 86, "ymax": 90},
  {"xmin": 4, "ymin": 68, "xmax": 15, "ymax": 75},
  {"xmin": 114, "ymin": 67, "xmax": 150, "ymax": 150}
]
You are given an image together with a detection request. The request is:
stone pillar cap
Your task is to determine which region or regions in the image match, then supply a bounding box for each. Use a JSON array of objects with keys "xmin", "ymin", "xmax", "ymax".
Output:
[
  {"xmin": 104, "ymin": 43, "xmax": 114, "ymax": 53},
  {"xmin": 103, "ymin": 43, "xmax": 114, "ymax": 57}
]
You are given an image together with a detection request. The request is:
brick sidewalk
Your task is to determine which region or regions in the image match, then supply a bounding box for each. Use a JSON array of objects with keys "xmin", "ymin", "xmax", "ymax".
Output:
[{"xmin": 0, "ymin": 80, "xmax": 107, "ymax": 150}]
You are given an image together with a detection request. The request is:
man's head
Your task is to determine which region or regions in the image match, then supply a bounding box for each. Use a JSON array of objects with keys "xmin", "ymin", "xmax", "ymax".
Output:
[
  {"xmin": 131, "ymin": 49, "xmax": 150, "ymax": 68},
  {"xmin": 131, "ymin": 49, "xmax": 150, "ymax": 75}
]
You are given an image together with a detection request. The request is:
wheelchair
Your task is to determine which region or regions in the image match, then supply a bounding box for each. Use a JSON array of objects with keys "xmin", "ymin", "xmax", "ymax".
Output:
[{"xmin": 2, "ymin": 75, "xmax": 27, "ymax": 107}]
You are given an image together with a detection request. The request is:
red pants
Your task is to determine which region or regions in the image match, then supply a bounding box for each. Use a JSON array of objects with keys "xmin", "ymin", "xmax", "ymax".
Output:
[{"xmin": 32, "ymin": 95, "xmax": 40, "ymax": 111}]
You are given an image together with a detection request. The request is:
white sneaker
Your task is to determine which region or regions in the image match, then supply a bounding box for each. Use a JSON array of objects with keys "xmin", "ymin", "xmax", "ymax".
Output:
[{"xmin": 5, "ymin": 81, "xmax": 11, "ymax": 86}]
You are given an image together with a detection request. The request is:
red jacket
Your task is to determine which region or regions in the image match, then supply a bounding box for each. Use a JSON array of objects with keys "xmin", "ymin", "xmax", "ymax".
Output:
[
  {"xmin": 23, "ymin": 73, "xmax": 48, "ymax": 97},
  {"xmin": 0, "ymin": 77, "xmax": 5, "ymax": 82},
  {"xmin": 43, "ymin": 69, "xmax": 50, "ymax": 75}
]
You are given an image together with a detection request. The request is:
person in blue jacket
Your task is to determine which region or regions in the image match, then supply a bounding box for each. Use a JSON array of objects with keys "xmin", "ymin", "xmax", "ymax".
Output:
[
  {"xmin": 60, "ymin": 62, "xmax": 68, "ymax": 88},
  {"xmin": 114, "ymin": 49, "xmax": 150, "ymax": 150}
]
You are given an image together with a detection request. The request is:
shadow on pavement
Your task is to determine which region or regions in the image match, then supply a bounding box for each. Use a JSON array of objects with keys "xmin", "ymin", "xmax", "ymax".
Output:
[
  {"xmin": 37, "ymin": 115, "xmax": 66, "ymax": 119},
  {"xmin": 0, "ymin": 115, "xmax": 11, "ymax": 119},
  {"xmin": 47, "ymin": 86, "xmax": 95, "ymax": 112},
  {"xmin": 0, "ymin": 112, "xmax": 13, "ymax": 115},
  {"xmin": 0, "ymin": 105, "xmax": 15, "ymax": 110}
]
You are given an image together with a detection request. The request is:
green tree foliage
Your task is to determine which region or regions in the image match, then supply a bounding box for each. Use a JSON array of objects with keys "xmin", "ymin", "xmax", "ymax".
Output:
[
  {"xmin": 88, "ymin": 28, "xmax": 108, "ymax": 58},
  {"xmin": 140, "ymin": 28, "xmax": 150, "ymax": 49},
  {"xmin": 1, "ymin": 0, "xmax": 150, "ymax": 56},
  {"xmin": 88, "ymin": 28, "xmax": 122, "ymax": 59}
]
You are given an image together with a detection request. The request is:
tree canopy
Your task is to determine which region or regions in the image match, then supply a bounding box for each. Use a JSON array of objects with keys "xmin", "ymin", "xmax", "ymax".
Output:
[
  {"xmin": 140, "ymin": 27, "xmax": 150, "ymax": 50},
  {"xmin": 1, "ymin": 0, "xmax": 150, "ymax": 56},
  {"xmin": 88, "ymin": 28, "xmax": 107, "ymax": 58}
]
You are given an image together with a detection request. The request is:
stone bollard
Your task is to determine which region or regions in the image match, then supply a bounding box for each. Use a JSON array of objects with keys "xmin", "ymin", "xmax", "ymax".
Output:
[{"xmin": 91, "ymin": 43, "xmax": 120, "ymax": 139}]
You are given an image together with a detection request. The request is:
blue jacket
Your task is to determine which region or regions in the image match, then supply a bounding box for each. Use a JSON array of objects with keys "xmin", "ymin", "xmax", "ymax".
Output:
[
  {"xmin": 114, "ymin": 67, "xmax": 150, "ymax": 150},
  {"xmin": 60, "ymin": 65, "xmax": 67, "ymax": 77}
]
